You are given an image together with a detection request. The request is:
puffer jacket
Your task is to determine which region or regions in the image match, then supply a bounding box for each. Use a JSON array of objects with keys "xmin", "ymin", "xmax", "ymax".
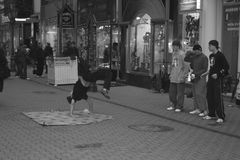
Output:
[{"xmin": 169, "ymin": 50, "xmax": 189, "ymax": 83}]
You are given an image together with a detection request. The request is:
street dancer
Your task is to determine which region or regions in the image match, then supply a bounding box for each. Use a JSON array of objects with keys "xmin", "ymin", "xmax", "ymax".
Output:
[
  {"xmin": 66, "ymin": 50, "xmax": 112, "ymax": 116},
  {"xmin": 77, "ymin": 49, "xmax": 112, "ymax": 99},
  {"xmin": 67, "ymin": 76, "xmax": 93, "ymax": 116},
  {"xmin": 203, "ymin": 40, "xmax": 229, "ymax": 123}
]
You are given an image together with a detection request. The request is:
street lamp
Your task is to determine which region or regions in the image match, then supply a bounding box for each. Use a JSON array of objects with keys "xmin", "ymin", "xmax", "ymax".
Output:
[{"xmin": 8, "ymin": 3, "xmax": 17, "ymax": 71}]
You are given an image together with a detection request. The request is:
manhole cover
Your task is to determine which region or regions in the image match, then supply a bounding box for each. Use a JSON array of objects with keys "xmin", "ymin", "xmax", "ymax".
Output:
[
  {"xmin": 75, "ymin": 143, "xmax": 103, "ymax": 149},
  {"xmin": 128, "ymin": 124, "xmax": 174, "ymax": 132},
  {"xmin": 33, "ymin": 91, "xmax": 56, "ymax": 94}
]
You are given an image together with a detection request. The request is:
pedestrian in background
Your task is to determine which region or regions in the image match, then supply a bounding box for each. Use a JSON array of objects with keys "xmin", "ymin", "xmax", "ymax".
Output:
[
  {"xmin": 167, "ymin": 40, "xmax": 189, "ymax": 112},
  {"xmin": 35, "ymin": 43, "xmax": 45, "ymax": 77},
  {"xmin": 17, "ymin": 44, "xmax": 29, "ymax": 79},
  {"xmin": 203, "ymin": 40, "xmax": 229, "ymax": 123},
  {"xmin": 184, "ymin": 44, "xmax": 208, "ymax": 117},
  {"xmin": 0, "ymin": 45, "xmax": 7, "ymax": 92},
  {"xmin": 44, "ymin": 42, "xmax": 53, "ymax": 74},
  {"xmin": 71, "ymin": 41, "xmax": 79, "ymax": 60}
]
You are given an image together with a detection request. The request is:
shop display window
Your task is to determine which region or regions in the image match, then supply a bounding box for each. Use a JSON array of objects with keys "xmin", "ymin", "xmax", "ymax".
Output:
[
  {"xmin": 181, "ymin": 12, "xmax": 200, "ymax": 49},
  {"xmin": 96, "ymin": 25, "xmax": 111, "ymax": 65},
  {"xmin": 129, "ymin": 14, "xmax": 152, "ymax": 74},
  {"xmin": 62, "ymin": 28, "xmax": 75, "ymax": 53},
  {"xmin": 96, "ymin": 25, "xmax": 120, "ymax": 69},
  {"xmin": 153, "ymin": 23, "xmax": 166, "ymax": 74},
  {"xmin": 77, "ymin": 28, "xmax": 88, "ymax": 56}
]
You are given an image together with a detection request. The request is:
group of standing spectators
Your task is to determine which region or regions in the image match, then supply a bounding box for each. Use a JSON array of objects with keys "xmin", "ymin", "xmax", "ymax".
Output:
[
  {"xmin": 166, "ymin": 40, "xmax": 229, "ymax": 124},
  {"xmin": 14, "ymin": 42, "xmax": 53, "ymax": 79}
]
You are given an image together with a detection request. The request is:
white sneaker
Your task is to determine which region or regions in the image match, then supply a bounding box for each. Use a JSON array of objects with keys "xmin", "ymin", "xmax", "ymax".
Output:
[
  {"xmin": 199, "ymin": 111, "xmax": 208, "ymax": 117},
  {"xmin": 175, "ymin": 109, "xmax": 182, "ymax": 112},
  {"xmin": 189, "ymin": 109, "xmax": 201, "ymax": 115},
  {"xmin": 203, "ymin": 115, "xmax": 213, "ymax": 120},
  {"xmin": 83, "ymin": 109, "xmax": 90, "ymax": 114},
  {"xmin": 167, "ymin": 106, "xmax": 175, "ymax": 111},
  {"xmin": 216, "ymin": 118, "xmax": 224, "ymax": 123}
]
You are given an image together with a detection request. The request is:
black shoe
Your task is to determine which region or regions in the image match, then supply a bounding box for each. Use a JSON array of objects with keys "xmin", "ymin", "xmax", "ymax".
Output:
[
  {"xmin": 100, "ymin": 89, "xmax": 110, "ymax": 99},
  {"xmin": 66, "ymin": 96, "xmax": 72, "ymax": 104}
]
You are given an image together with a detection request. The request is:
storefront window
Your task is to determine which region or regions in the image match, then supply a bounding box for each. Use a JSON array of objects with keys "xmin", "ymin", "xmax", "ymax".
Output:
[
  {"xmin": 62, "ymin": 28, "xmax": 75, "ymax": 54},
  {"xmin": 153, "ymin": 23, "xmax": 166, "ymax": 74},
  {"xmin": 129, "ymin": 14, "xmax": 152, "ymax": 74},
  {"xmin": 181, "ymin": 13, "xmax": 200, "ymax": 49},
  {"xmin": 96, "ymin": 25, "xmax": 120, "ymax": 69},
  {"xmin": 77, "ymin": 28, "xmax": 88, "ymax": 57},
  {"xmin": 96, "ymin": 25, "xmax": 110, "ymax": 66}
]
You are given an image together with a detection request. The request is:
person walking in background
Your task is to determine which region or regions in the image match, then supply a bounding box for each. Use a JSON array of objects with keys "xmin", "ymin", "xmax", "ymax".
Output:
[
  {"xmin": 167, "ymin": 40, "xmax": 189, "ymax": 112},
  {"xmin": 71, "ymin": 41, "xmax": 79, "ymax": 60},
  {"xmin": 184, "ymin": 44, "xmax": 208, "ymax": 117},
  {"xmin": 203, "ymin": 40, "xmax": 229, "ymax": 123},
  {"xmin": 17, "ymin": 44, "xmax": 29, "ymax": 79},
  {"xmin": 44, "ymin": 42, "xmax": 53, "ymax": 74},
  {"xmin": 35, "ymin": 43, "xmax": 45, "ymax": 77},
  {"xmin": 0, "ymin": 45, "xmax": 7, "ymax": 92}
]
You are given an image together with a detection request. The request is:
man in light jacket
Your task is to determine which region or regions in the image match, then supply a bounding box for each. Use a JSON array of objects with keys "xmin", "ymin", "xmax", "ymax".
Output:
[{"xmin": 167, "ymin": 40, "xmax": 189, "ymax": 112}]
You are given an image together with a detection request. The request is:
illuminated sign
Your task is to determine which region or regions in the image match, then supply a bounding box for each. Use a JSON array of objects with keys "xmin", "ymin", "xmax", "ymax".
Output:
[{"xmin": 179, "ymin": 0, "xmax": 201, "ymax": 13}]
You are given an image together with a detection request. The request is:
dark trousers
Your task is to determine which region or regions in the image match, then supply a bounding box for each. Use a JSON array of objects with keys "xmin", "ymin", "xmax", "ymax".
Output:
[
  {"xmin": 19, "ymin": 60, "xmax": 27, "ymax": 78},
  {"xmin": 0, "ymin": 78, "xmax": 3, "ymax": 92},
  {"xmin": 207, "ymin": 78, "xmax": 225, "ymax": 119},
  {"xmin": 36, "ymin": 60, "xmax": 44, "ymax": 76},
  {"xmin": 84, "ymin": 68, "xmax": 112, "ymax": 90},
  {"xmin": 15, "ymin": 61, "xmax": 21, "ymax": 76}
]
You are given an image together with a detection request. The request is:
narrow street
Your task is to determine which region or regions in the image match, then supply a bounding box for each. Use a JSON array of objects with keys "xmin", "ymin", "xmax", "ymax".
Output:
[{"xmin": 0, "ymin": 76, "xmax": 240, "ymax": 160}]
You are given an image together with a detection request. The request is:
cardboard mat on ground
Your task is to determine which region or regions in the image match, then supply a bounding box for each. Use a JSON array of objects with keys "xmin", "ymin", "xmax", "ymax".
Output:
[{"xmin": 23, "ymin": 111, "xmax": 112, "ymax": 126}]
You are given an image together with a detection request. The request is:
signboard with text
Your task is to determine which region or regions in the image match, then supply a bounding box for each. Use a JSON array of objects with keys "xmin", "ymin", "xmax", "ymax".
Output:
[
  {"xmin": 58, "ymin": 4, "xmax": 74, "ymax": 28},
  {"xmin": 224, "ymin": 4, "xmax": 240, "ymax": 31}
]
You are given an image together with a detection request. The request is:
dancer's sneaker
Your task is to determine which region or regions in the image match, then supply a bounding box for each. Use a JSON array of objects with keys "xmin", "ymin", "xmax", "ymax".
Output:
[
  {"xmin": 66, "ymin": 96, "xmax": 72, "ymax": 104},
  {"xmin": 100, "ymin": 88, "xmax": 110, "ymax": 99}
]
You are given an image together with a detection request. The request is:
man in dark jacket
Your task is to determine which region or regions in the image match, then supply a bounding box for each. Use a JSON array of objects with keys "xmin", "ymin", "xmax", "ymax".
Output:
[
  {"xmin": 203, "ymin": 40, "xmax": 229, "ymax": 123},
  {"xmin": 44, "ymin": 43, "xmax": 53, "ymax": 74},
  {"xmin": 184, "ymin": 44, "xmax": 208, "ymax": 117},
  {"xmin": 34, "ymin": 43, "xmax": 45, "ymax": 77},
  {"xmin": 17, "ymin": 44, "xmax": 29, "ymax": 79},
  {"xmin": 0, "ymin": 46, "xmax": 7, "ymax": 92}
]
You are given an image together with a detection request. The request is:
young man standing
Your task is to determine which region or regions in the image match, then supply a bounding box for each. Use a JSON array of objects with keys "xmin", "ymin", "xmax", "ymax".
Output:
[
  {"xmin": 167, "ymin": 40, "xmax": 189, "ymax": 112},
  {"xmin": 203, "ymin": 40, "xmax": 229, "ymax": 123},
  {"xmin": 184, "ymin": 44, "xmax": 209, "ymax": 116}
]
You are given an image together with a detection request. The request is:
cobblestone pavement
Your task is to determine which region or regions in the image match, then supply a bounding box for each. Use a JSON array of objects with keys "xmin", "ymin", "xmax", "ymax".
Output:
[{"xmin": 0, "ymin": 74, "xmax": 239, "ymax": 160}]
